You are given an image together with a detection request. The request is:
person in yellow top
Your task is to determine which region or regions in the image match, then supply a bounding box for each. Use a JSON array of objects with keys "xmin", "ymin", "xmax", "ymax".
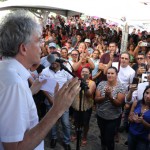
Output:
[{"xmin": 71, "ymin": 67, "xmax": 96, "ymax": 146}]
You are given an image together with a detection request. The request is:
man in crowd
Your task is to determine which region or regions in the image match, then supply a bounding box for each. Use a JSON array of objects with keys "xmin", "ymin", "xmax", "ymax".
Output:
[
  {"xmin": 40, "ymin": 52, "xmax": 73, "ymax": 150},
  {"xmin": 0, "ymin": 10, "xmax": 80, "ymax": 150},
  {"xmin": 99, "ymin": 42, "xmax": 120, "ymax": 81},
  {"xmin": 40, "ymin": 42, "xmax": 57, "ymax": 68},
  {"xmin": 118, "ymin": 52, "xmax": 135, "ymax": 91},
  {"xmin": 118, "ymin": 52, "xmax": 135, "ymax": 133},
  {"xmin": 132, "ymin": 52, "xmax": 146, "ymax": 78},
  {"xmin": 84, "ymin": 38, "xmax": 94, "ymax": 55}
]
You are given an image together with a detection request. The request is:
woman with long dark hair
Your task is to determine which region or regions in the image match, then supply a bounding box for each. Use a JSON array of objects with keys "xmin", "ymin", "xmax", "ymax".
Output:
[{"xmin": 128, "ymin": 85, "xmax": 150, "ymax": 150}]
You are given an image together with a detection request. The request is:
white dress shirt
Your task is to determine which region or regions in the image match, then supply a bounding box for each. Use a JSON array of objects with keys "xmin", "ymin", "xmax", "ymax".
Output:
[{"xmin": 0, "ymin": 58, "xmax": 43, "ymax": 150}]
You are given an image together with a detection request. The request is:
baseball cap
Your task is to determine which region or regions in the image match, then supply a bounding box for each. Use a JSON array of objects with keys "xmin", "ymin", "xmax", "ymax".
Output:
[
  {"xmin": 84, "ymin": 39, "xmax": 91, "ymax": 43},
  {"xmin": 48, "ymin": 42, "xmax": 56, "ymax": 48}
]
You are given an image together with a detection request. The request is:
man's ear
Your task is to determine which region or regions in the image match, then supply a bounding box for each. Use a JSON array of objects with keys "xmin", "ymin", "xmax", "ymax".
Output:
[{"xmin": 18, "ymin": 43, "xmax": 27, "ymax": 56}]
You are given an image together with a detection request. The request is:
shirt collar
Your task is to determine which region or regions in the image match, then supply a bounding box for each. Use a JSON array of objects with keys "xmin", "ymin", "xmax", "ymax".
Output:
[{"xmin": 4, "ymin": 58, "xmax": 30, "ymax": 80}]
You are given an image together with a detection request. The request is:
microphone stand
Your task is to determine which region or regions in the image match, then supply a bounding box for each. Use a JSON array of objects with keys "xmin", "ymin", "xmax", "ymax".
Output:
[{"xmin": 60, "ymin": 63, "xmax": 89, "ymax": 150}]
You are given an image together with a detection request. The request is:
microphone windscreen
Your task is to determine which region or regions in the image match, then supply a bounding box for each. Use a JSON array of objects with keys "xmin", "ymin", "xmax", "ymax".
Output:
[{"xmin": 47, "ymin": 54, "xmax": 56, "ymax": 64}]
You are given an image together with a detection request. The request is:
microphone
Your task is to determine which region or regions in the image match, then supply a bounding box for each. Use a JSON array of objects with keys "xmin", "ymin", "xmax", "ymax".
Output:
[{"xmin": 47, "ymin": 54, "xmax": 68, "ymax": 64}]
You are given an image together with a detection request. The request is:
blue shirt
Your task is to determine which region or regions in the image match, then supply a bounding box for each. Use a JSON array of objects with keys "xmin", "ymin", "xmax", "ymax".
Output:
[{"xmin": 129, "ymin": 101, "xmax": 150, "ymax": 141}]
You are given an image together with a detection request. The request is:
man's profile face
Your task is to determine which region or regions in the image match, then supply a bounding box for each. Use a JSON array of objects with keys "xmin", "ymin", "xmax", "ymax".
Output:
[{"xmin": 25, "ymin": 31, "xmax": 42, "ymax": 67}]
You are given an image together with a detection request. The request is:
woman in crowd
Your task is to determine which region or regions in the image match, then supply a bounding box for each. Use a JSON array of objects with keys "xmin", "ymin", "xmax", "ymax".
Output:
[
  {"xmin": 90, "ymin": 50, "xmax": 101, "ymax": 85},
  {"xmin": 128, "ymin": 85, "xmax": 150, "ymax": 150},
  {"xmin": 96, "ymin": 43, "xmax": 104, "ymax": 58},
  {"xmin": 127, "ymin": 44, "xmax": 135, "ymax": 65},
  {"xmin": 78, "ymin": 42, "xmax": 89, "ymax": 55},
  {"xmin": 60, "ymin": 47, "xmax": 68, "ymax": 60},
  {"xmin": 71, "ymin": 67, "xmax": 96, "ymax": 146},
  {"xmin": 45, "ymin": 30, "xmax": 53, "ymax": 42},
  {"xmin": 145, "ymin": 49, "xmax": 150, "ymax": 68},
  {"xmin": 73, "ymin": 52, "xmax": 95, "ymax": 78},
  {"xmin": 95, "ymin": 67, "xmax": 125, "ymax": 150}
]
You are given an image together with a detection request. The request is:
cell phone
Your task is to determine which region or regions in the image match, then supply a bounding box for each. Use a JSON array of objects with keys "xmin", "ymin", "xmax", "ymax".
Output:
[
  {"xmin": 140, "ymin": 63, "xmax": 146, "ymax": 69},
  {"xmin": 139, "ymin": 42, "xmax": 147, "ymax": 47},
  {"xmin": 132, "ymin": 77, "xmax": 139, "ymax": 84}
]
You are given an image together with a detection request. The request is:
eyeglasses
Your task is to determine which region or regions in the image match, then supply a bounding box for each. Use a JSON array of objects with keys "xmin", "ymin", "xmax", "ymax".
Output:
[
  {"xmin": 137, "ymin": 58, "xmax": 144, "ymax": 60},
  {"xmin": 121, "ymin": 57, "xmax": 129, "ymax": 60}
]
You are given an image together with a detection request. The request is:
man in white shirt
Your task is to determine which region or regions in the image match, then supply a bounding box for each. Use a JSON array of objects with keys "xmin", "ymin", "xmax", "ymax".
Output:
[
  {"xmin": 118, "ymin": 52, "xmax": 135, "ymax": 133},
  {"xmin": 0, "ymin": 10, "xmax": 80, "ymax": 150},
  {"xmin": 118, "ymin": 52, "xmax": 135, "ymax": 91},
  {"xmin": 40, "ymin": 53, "xmax": 73, "ymax": 150}
]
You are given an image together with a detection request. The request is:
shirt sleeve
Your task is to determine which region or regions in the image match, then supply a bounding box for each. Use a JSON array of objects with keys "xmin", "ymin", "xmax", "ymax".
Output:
[
  {"xmin": 100, "ymin": 54, "xmax": 105, "ymax": 63},
  {"xmin": 0, "ymin": 83, "xmax": 30, "ymax": 142}
]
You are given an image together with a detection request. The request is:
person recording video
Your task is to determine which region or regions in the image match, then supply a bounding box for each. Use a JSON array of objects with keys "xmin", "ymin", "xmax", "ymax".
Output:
[
  {"xmin": 0, "ymin": 10, "xmax": 81, "ymax": 150},
  {"xmin": 71, "ymin": 67, "xmax": 96, "ymax": 146}
]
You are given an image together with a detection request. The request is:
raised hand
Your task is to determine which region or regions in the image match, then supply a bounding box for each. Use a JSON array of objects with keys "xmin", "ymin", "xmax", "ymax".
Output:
[{"xmin": 52, "ymin": 77, "xmax": 81, "ymax": 115}]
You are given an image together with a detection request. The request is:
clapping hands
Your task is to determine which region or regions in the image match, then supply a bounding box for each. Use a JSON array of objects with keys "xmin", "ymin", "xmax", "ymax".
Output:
[{"xmin": 105, "ymin": 86, "xmax": 112, "ymax": 99}]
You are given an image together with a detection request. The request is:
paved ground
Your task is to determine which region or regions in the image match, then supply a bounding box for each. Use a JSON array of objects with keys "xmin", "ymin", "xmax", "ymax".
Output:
[{"xmin": 44, "ymin": 110, "xmax": 128, "ymax": 150}]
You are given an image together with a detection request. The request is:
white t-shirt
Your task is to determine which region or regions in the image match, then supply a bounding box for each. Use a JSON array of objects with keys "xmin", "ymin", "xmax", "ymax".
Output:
[
  {"xmin": 118, "ymin": 65, "xmax": 135, "ymax": 91},
  {"xmin": 0, "ymin": 58, "xmax": 44, "ymax": 150}
]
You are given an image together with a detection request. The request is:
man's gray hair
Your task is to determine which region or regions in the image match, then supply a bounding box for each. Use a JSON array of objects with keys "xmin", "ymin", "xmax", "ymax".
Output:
[{"xmin": 0, "ymin": 10, "xmax": 42, "ymax": 57}]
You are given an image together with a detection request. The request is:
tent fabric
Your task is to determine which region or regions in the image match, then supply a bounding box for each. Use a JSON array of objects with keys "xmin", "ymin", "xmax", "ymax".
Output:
[{"xmin": 0, "ymin": 0, "xmax": 150, "ymax": 24}]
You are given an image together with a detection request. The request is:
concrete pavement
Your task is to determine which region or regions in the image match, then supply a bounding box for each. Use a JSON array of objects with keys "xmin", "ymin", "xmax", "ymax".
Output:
[{"xmin": 44, "ymin": 110, "xmax": 128, "ymax": 150}]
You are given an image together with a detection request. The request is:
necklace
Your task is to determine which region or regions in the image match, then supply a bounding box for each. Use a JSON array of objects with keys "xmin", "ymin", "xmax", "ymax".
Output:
[{"xmin": 141, "ymin": 105, "xmax": 149, "ymax": 114}]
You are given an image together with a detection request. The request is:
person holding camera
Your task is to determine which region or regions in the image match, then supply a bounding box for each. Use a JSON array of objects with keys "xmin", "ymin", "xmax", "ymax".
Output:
[
  {"xmin": 132, "ymin": 53, "xmax": 146, "ymax": 77},
  {"xmin": 71, "ymin": 67, "xmax": 96, "ymax": 146},
  {"xmin": 133, "ymin": 41, "xmax": 148, "ymax": 58},
  {"xmin": 95, "ymin": 67, "xmax": 125, "ymax": 150}
]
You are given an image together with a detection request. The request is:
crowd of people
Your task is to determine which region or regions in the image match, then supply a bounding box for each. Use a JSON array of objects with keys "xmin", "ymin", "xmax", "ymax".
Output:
[{"xmin": 0, "ymin": 10, "xmax": 150, "ymax": 150}]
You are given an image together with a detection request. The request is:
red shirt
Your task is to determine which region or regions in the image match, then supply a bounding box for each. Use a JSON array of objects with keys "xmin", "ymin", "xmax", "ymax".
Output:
[{"xmin": 74, "ymin": 63, "xmax": 91, "ymax": 79}]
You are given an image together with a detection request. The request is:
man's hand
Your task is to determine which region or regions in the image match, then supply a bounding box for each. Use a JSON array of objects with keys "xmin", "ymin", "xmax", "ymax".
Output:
[
  {"xmin": 52, "ymin": 77, "xmax": 81, "ymax": 115},
  {"xmin": 137, "ymin": 67, "xmax": 146, "ymax": 75},
  {"xmin": 30, "ymin": 78, "xmax": 47, "ymax": 95},
  {"xmin": 129, "ymin": 84, "xmax": 137, "ymax": 93},
  {"xmin": 110, "ymin": 52, "xmax": 114, "ymax": 61}
]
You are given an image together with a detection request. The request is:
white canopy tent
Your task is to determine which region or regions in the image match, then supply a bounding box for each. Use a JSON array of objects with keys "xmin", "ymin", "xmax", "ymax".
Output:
[
  {"xmin": 0, "ymin": 0, "xmax": 150, "ymax": 52},
  {"xmin": 0, "ymin": 0, "xmax": 150, "ymax": 25}
]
